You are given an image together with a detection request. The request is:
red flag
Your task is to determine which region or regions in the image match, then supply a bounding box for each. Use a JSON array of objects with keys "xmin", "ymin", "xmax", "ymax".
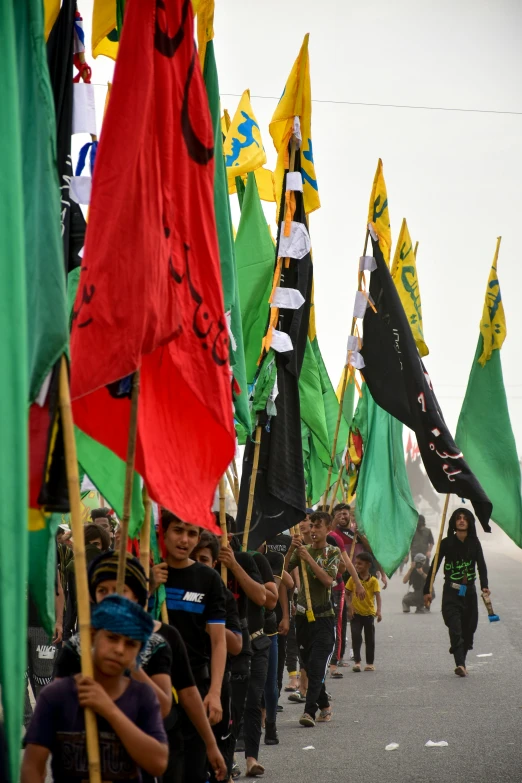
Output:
[{"xmin": 70, "ymin": 0, "xmax": 234, "ymax": 531}]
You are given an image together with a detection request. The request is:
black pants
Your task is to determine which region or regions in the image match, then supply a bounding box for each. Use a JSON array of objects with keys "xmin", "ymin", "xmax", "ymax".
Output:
[
  {"xmin": 340, "ymin": 602, "xmax": 348, "ymax": 659},
  {"xmin": 441, "ymin": 584, "xmax": 478, "ymax": 667},
  {"xmin": 209, "ymin": 673, "xmax": 232, "ymax": 782},
  {"xmin": 243, "ymin": 635, "xmax": 270, "ymax": 760},
  {"xmin": 350, "ymin": 614, "xmax": 375, "ymax": 665},
  {"xmin": 285, "ymin": 616, "xmax": 298, "ymax": 673},
  {"xmin": 164, "ymin": 677, "xmax": 209, "ymax": 783},
  {"xmin": 277, "ymin": 633, "xmax": 286, "ymax": 693},
  {"xmin": 331, "ymin": 590, "xmax": 343, "ymax": 665},
  {"xmin": 296, "ymin": 614, "xmax": 335, "ymax": 720},
  {"xmin": 402, "ymin": 590, "xmax": 424, "ymax": 611}
]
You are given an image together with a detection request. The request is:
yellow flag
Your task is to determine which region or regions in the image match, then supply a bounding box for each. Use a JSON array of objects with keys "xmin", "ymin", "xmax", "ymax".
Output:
[
  {"xmin": 368, "ymin": 158, "xmax": 391, "ymax": 264},
  {"xmin": 479, "ymin": 237, "xmax": 505, "ymax": 365},
  {"xmin": 44, "ymin": 0, "xmax": 60, "ymax": 40},
  {"xmin": 92, "ymin": 0, "xmax": 118, "ymax": 60},
  {"xmin": 197, "ymin": 0, "xmax": 214, "ymax": 69},
  {"xmin": 269, "ymin": 34, "xmax": 320, "ymax": 214},
  {"xmin": 228, "ymin": 168, "xmax": 276, "ymax": 203},
  {"xmin": 221, "ymin": 110, "xmax": 231, "ymax": 137},
  {"xmin": 391, "ymin": 219, "xmax": 429, "ymax": 357},
  {"xmin": 223, "ymin": 91, "xmax": 267, "ymax": 181}
]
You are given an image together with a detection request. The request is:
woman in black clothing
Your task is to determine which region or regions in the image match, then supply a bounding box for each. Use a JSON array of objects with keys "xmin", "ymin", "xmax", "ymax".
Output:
[{"xmin": 424, "ymin": 508, "xmax": 491, "ymax": 677}]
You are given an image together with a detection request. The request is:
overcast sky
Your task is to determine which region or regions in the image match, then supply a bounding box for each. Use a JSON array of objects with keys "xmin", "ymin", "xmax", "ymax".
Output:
[{"xmin": 81, "ymin": 0, "xmax": 522, "ymax": 449}]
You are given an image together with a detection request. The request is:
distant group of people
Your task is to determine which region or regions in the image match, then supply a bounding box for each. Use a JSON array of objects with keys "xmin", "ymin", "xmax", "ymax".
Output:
[{"xmin": 20, "ymin": 500, "xmax": 491, "ymax": 781}]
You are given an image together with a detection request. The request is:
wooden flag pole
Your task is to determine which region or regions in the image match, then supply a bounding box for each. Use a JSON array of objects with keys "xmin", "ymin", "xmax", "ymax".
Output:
[
  {"xmin": 226, "ymin": 467, "xmax": 238, "ymax": 504},
  {"xmin": 58, "ymin": 357, "xmax": 101, "ymax": 783},
  {"xmin": 116, "ymin": 370, "xmax": 141, "ymax": 593},
  {"xmin": 322, "ymin": 230, "xmax": 370, "ymax": 509},
  {"xmin": 414, "ymin": 240, "xmax": 419, "ymax": 257},
  {"xmin": 291, "ymin": 525, "xmax": 315, "ymax": 622},
  {"xmin": 328, "ymin": 457, "xmax": 346, "ymax": 514},
  {"xmin": 139, "ymin": 485, "xmax": 152, "ymax": 580},
  {"xmin": 242, "ymin": 424, "xmax": 262, "ymax": 551},
  {"xmin": 219, "ymin": 478, "xmax": 228, "ymax": 581},
  {"xmin": 232, "ymin": 459, "xmax": 240, "ymax": 507},
  {"xmin": 428, "ymin": 493, "xmax": 450, "ymax": 597}
]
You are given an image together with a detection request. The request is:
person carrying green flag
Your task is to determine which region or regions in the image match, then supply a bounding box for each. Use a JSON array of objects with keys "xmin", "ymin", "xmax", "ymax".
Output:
[{"xmin": 456, "ymin": 238, "xmax": 522, "ymax": 548}]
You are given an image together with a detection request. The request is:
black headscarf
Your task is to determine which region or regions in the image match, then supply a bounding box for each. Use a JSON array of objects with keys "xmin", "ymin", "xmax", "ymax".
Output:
[{"xmin": 447, "ymin": 507, "xmax": 477, "ymax": 537}]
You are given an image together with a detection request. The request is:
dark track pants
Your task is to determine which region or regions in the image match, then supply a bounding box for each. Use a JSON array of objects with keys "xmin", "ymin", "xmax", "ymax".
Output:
[
  {"xmin": 350, "ymin": 614, "xmax": 375, "ymax": 665},
  {"xmin": 331, "ymin": 589, "xmax": 344, "ymax": 665},
  {"xmin": 441, "ymin": 584, "xmax": 478, "ymax": 667},
  {"xmin": 296, "ymin": 614, "xmax": 335, "ymax": 720},
  {"xmin": 243, "ymin": 635, "xmax": 270, "ymax": 760},
  {"xmin": 24, "ymin": 626, "xmax": 57, "ymax": 726},
  {"xmin": 340, "ymin": 602, "xmax": 348, "ymax": 659},
  {"xmin": 285, "ymin": 616, "xmax": 298, "ymax": 673}
]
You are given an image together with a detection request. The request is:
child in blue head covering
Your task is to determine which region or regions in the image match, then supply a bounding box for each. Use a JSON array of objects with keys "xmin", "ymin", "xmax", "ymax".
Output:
[{"xmin": 22, "ymin": 594, "xmax": 168, "ymax": 782}]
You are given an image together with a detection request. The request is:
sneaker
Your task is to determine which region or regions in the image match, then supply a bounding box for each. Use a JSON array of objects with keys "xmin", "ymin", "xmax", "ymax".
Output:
[
  {"xmin": 402, "ymin": 602, "xmax": 410, "ymax": 613},
  {"xmin": 316, "ymin": 709, "xmax": 332, "ymax": 722},
  {"xmin": 231, "ymin": 760, "xmax": 241, "ymax": 779},
  {"xmin": 288, "ymin": 690, "xmax": 306, "ymax": 703},
  {"xmin": 276, "ymin": 703, "xmax": 284, "ymax": 713},
  {"xmin": 299, "ymin": 712, "xmax": 315, "ymax": 727}
]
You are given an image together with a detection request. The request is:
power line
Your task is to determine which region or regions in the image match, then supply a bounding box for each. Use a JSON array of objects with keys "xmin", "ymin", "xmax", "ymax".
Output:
[
  {"xmin": 220, "ymin": 93, "xmax": 522, "ymax": 117},
  {"xmin": 88, "ymin": 82, "xmax": 522, "ymax": 116}
]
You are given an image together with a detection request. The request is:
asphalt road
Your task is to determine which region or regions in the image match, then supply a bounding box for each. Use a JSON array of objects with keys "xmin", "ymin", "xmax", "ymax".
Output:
[{"xmin": 249, "ymin": 534, "xmax": 522, "ymax": 783}]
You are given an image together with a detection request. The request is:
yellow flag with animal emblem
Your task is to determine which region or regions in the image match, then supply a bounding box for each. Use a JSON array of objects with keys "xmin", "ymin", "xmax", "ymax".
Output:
[
  {"xmin": 479, "ymin": 237, "xmax": 506, "ymax": 365},
  {"xmin": 223, "ymin": 90, "xmax": 267, "ymax": 180},
  {"xmin": 391, "ymin": 218, "xmax": 429, "ymax": 357},
  {"xmin": 269, "ymin": 33, "xmax": 320, "ymax": 214},
  {"xmin": 368, "ymin": 158, "xmax": 391, "ymax": 264}
]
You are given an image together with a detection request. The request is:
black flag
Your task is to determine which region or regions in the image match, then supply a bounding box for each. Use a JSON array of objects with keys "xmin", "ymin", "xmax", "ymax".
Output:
[
  {"xmin": 47, "ymin": 0, "xmax": 86, "ymax": 274},
  {"xmin": 361, "ymin": 235, "xmax": 492, "ymax": 531},
  {"xmin": 236, "ymin": 155, "xmax": 312, "ymax": 548}
]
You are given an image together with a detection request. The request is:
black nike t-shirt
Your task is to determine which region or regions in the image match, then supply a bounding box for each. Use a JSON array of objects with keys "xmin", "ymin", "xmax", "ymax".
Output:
[
  {"xmin": 165, "ymin": 562, "xmax": 226, "ymax": 672},
  {"xmin": 263, "ymin": 550, "xmax": 284, "ymax": 631},
  {"xmin": 265, "ymin": 534, "xmax": 292, "ymax": 558},
  {"xmin": 248, "ymin": 552, "xmax": 275, "ymax": 635}
]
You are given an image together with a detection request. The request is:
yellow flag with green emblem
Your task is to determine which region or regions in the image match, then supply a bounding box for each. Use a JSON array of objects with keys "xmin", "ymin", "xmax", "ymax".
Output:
[
  {"xmin": 479, "ymin": 238, "xmax": 506, "ymax": 365},
  {"xmin": 269, "ymin": 33, "xmax": 320, "ymax": 214},
  {"xmin": 368, "ymin": 158, "xmax": 391, "ymax": 264},
  {"xmin": 391, "ymin": 218, "xmax": 429, "ymax": 357},
  {"xmin": 223, "ymin": 90, "xmax": 267, "ymax": 180}
]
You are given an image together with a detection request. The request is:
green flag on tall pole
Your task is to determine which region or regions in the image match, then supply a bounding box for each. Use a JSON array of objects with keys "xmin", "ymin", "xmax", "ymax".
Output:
[
  {"xmin": 202, "ymin": 38, "xmax": 251, "ymax": 435},
  {"xmin": 354, "ymin": 385, "xmax": 418, "ymax": 575},
  {"xmin": 1, "ymin": 1, "xmax": 68, "ymax": 778},
  {"xmin": 456, "ymin": 238, "xmax": 522, "ymax": 548}
]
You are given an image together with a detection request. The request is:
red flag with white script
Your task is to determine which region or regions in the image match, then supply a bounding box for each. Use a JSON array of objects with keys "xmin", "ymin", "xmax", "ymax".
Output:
[{"xmin": 70, "ymin": 0, "xmax": 234, "ymax": 531}]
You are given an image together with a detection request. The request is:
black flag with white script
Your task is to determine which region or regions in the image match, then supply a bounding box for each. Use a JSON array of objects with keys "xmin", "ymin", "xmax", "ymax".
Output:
[{"xmin": 360, "ymin": 235, "xmax": 492, "ymax": 531}]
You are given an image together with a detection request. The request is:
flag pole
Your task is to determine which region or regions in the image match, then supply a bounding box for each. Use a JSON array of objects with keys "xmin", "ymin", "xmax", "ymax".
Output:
[
  {"xmin": 232, "ymin": 459, "xmax": 240, "ymax": 506},
  {"xmin": 116, "ymin": 370, "xmax": 141, "ymax": 593},
  {"xmin": 219, "ymin": 477, "xmax": 228, "ymax": 580},
  {"xmin": 322, "ymin": 230, "xmax": 369, "ymax": 509},
  {"xmin": 428, "ymin": 493, "xmax": 450, "ymax": 597},
  {"xmin": 414, "ymin": 241, "xmax": 419, "ymax": 257},
  {"xmin": 226, "ymin": 467, "xmax": 238, "ymax": 504},
  {"xmin": 291, "ymin": 525, "xmax": 315, "ymax": 622},
  {"xmin": 139, "ymin": 485, "xmax": 152, "ymax": 579},
  {"xmin": 58, "ymin": 356, "xmax": 101, "ymax": 783},
  {"xmin": 241, "ymin": 424, "xmax": 262, "ymax": 551}
]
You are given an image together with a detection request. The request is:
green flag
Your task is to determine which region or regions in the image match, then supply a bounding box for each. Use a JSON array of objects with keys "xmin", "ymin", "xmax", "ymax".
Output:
[
  {"xmin": 202, "ymin": 40, "xmax": 250, "ymax": 435},
  {"xmin": 235, "ymin": 173, "xmax": 275, "ymax": 386},
  {"xmin": 354, "ymin": 385, "xmax": 418, "ymax": 576},
  {"xmin": 1, "ymin": 1, "xmax": 68, "ymax": 778},
  {"xmin": 456, "ymin": 243, "xmax": 522, "ymax": 547}
]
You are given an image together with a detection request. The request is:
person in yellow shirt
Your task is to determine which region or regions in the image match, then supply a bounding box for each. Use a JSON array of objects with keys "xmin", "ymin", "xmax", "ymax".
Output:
[{"xmin": 346, "ymin": 552, "xmax": 382, "ymax": 672}]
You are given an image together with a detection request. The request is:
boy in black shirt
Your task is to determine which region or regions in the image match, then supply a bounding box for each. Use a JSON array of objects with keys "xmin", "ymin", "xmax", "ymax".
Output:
[
  {"xmin": 153, "ymin": 512, "xmax": 228, "ymax": 783},
  {"xmin": 424, "ymin": 508, "xmax": 491, "ymax": 677}
]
